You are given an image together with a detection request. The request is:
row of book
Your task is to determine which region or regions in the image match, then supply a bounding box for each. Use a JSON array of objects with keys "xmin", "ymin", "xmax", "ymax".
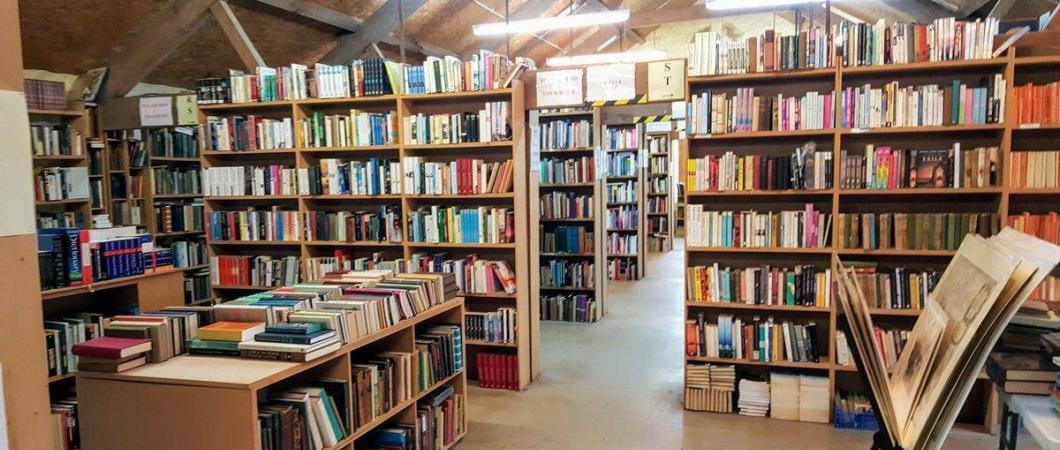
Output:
[
  {"xmin": 24, "ymin": 78, "xmax": 67, "ymax": 110},
  {"xmin": 686, "ymin": 313, "xmax": 823, "ymax": 363},
  {"xmin": 839, "ymin": 77, "xmax": 1006, "ymax": 129},
  {"xmin": 685, "ymin": 264, "xmax": 832, "ymax": 308},
  {"xmin": 208, "ymin": 209, "xmax": 303, "ymax": 242},
  {"xmin": 836, "ymin": 212, "xmax": 1000, "ymax": 251},
  {"xmin": 1014, "ymin": 82, "xmax": 1060, "ymax": 125},
  {"xmin": 151, "ymin": 166, "xmax": 201, "ymax": 196},
  {"xmin": 646, "ymin": 197, "xmax": 668, "ymax": 214},
  {"xmin": 465, "ymin": 308, "xmax": 515, "ymax": 344},
  {"xmin": 606, "ymin": 233, "xmax": 638, "ymax": 256},
  {"xmin": 199, "ymin": 165, "xmax": 320, "ymax": 197},
  {"xmin": 606, "ymin": 153, "xmax": 637, "ymax": 177},
  {"xmin": 402, "ymin": 102, "xmax": 511, "ymax": 145},
  {"xmin": 540, "ymin": 156, "xmax": 594, "ymax": 185},
  {"xmin": 50, "ymin": 396, "xmax": 79, "ymax": 450},
  {"xmin": 38, "ymin": 226, "xmax": 172, "ymax": 289},
  {"xmin": 848, "ymin": 265, "xmax": 940, "ymax": 310},
  {"xmin": 298, "ymin": 110, "xmax": 397, "ymax": 148},
  {"xmin": 1008, "ymin": 212, "xmax": 1060, "ymax": 245},
  {"xmin": 688, "ymin": 27, "xmax": 834, "ymax": 76},
  {"xmin": 34, "ymin": 166, "xmax": 89, "ymax": 201},
  {"xmin": 687, "ymin": 90, "xmax": 834, "ymax": 135},
  {"xmin": 202, "ymin": 115, "xmax": 294, "ymax": 151},
  {"xmin": 403, "ymin": 157, "xmax": 515, "ymax": 195},
  {"xmin": 382, "ymin": 253, "xmax": 515, "ymax": 296},
  {"xmin": 154, "ymin": 202, "xmax": 204, "ymax": 233},
  {"xmin": 407, "ymin": 206, "xmax": 514, "ymax": 244},
  {"xmin": 606, "ymin": 205, "xmax": 638, "ymax": 229},
  {"xmin": 607, "ymin": 258, "xmax": 638, "ymax": 281},
  {"xmin": 540, "ymin": 294, "xmax": 596, "ymax": 323},
  {"xmin": 605, "ymin": 127, "xmax": 639, "ymax": 150},
  {"xmin": 38, "ymin": 211, "xmax": 81, "ymax": 229},
  {"xmin": 197, "ymin": 53, "xmax": 531, "ymax": 103},
  {"xmin": 685, "ymin": 205, "xmax": 832, "ymax": 249},
  {"xmin": 257, "ymin": 381, "xmax": 348, "ymax": 449},
  {"xmin": 686, "ymin": 150, "xmax": 833, "ymax": 192},
  {"xmin": 606, "ymin": 180, "xmax": 637, "ymax": 203},
  {"xmin": 539, "ymin": 192, "xmax": 593, "ymax": 219},
  {"xmin": 304, "ymin": 158, "xmax": 401, "ymax": 196},
  {"xmin": 839, "ymin": 144, "xmax": 998, "ymax": 190},
  {"xmin": 147, "ymin": 127, "xmax": 198, "ymax": 158},
  {"xmin": 542, "ymin": 227, "xmax": 593, "ymax": 255},
  {"xmin": 183, "ymin": 269, "xmax": 210, "ymax": 304},
  {"xmin": 1010, "ymin": 151, "xmax": 1060, "ymax": 189},
  {"xmin": 169, "ymin": 239, "xmax": 207, "ymax": 269},
  {"xmin": 649, "ymin": 155, "xmax": 668, "ymax": 174},
  {"xmin": 835, "ymin": 327, "xmax": 908, "ymax": 370},
  {"xmin": 475, "ymin": 352, "xmax": 520, "ymax": 390},
  {"xmin": 305, "ymin": 207, "xmax": 402, "ymax": 243},
  {"xmin": 835, "ymin": 18, "xmax": 999, "ymax": 67},
  {"xmin": 540, "ymin": 118, "xmax": 592, "ymax": 150},
  {"xmin": 31, "ymin": 123, "xmax": 82, "ymax": 156},
  {"xmin": 540, "ymin": 260, "xmax": 595, "ymax": 290},
  {"xmin": 209, "ymin": 255, "xmax": 300, "ymax": 287},
  {"xmin": 684, "ymin": 364, "xmax": 735, "ymax": 413},
  {"xmin": 364, "ymin": 386, "xmax": 465, "ymax": 449}
]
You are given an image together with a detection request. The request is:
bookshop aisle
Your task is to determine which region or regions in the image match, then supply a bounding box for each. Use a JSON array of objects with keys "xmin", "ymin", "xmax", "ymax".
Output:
[{"xmin": 462, "ymin": 239, "xmax": 1031, "ymax": 450}]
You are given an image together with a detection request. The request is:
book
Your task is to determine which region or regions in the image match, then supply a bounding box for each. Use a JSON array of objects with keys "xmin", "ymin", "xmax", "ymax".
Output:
[
  {"xmin": 254, "ymin": 330, "xmax": 336, "ymax": 345},
  {"xmin": 833, "ymin": 228, "xmax": 1060, "ymax": 449},
  {"xmin": 684, "ymin": 364, "xmax": 735, "ymax": 413},
  {"xmin": 265, "ymin": 321, "xmax": 324, "ymax": 335},
  {"xmin": 197, "ymin": 321, "xmax": 266, "ymax": 342},
  {"xmin": 986, "ymin": 352, "xmax": 1059, "ymax": 383},
  {"xmin": 77, "ymin": 355, "xmax": 147, "ymax": 373},
  {"xmin": 71, "ymin": 336, "xmax": 151, "ymax": 359}
]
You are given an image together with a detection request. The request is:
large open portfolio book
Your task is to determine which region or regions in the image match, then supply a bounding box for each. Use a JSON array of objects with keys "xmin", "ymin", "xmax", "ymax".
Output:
[{"xmin": 835, "ymin": 228, "xmax": 1060, "ymax": 450}]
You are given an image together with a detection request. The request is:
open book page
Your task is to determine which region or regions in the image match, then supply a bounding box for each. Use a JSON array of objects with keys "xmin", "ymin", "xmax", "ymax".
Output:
[
  {"xmin": 834, "ymin": 258, "xmax": 899, "ymax": 442},
  {"xmin": 921, "ymin": 230, "xmax": 1060, "ymax": 450},
  {"xmin": 899, "ymin": 235, "xmax": 1023, "ymax": 449},
  {"xmin": 889, "ymin": 302, "xmax": 946, "ymax": 443}
]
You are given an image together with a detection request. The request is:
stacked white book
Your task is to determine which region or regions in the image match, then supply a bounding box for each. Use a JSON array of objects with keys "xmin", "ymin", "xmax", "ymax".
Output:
[{"xmin": 737, "ymin": 379, "xmax": 770, "ymax": 417}]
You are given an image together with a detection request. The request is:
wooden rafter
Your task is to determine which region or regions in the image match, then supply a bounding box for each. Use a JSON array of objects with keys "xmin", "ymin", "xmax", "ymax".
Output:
[
  {"xmin": 320, "ymin": 0, "xmax": 428, "ymax": 64},
  {"xmin": 102, "ymin": 0, "xmax": 217, "ymax": 98},
  {"xmin": 211, "ymin": 0, "xmax": 265, "ymax": 70}
]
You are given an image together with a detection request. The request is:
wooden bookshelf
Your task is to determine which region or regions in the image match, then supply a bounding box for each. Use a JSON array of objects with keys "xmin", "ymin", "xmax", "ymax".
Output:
[
  {"xmin": 529, "ymin": 108, "xmax": 607, "ymax": 326},
  {"xmin": 199, "ymin": 83, "xmax": 536, "ymax": 390},
  {"xmin": 646, "ymin": 128, "xmax": 676, "ymax": 252},
  {"xmin": 30, "ymin": 105, "xmax": 91, "ymax": 229},
  {"xmin": 601, "ymin": 112, "xmax": 647, "ymax": 281},
  {"xmin": 680, "ymin": 52, "xmax": 1033, "ymax": 429},
  {"xmin": 77, "ymin": 298, "xmax": 468, "ymax": 450}
]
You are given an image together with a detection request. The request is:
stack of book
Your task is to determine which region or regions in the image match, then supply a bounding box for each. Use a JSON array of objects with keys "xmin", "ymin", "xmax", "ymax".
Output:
[
  {"xmin": 684, "ymin": 364, "xmax": 735, "ymax": 413},
  {"xmin": 475, "ymin": 352, "xmax": 519, "ymax": 390},
  {"xmin": 407, "ymin": 206, "xmax": 514, "ymax": 244},
  {"xmin": 541, "ymin": 260, "xmax": 594, "ymax": 289},
  {"xmin": 402, "ymin": 157, "xmax": 514, "ymax": 195},
  {"xmin": 208, "ymin": 209, "xmax": 302, "ymax": 242},
  {"xmin": 416, "ymin": 324, "xmax": 464, "ymax": 390},
  {"xmin": 539, "ymin": 192, "xmax": 593, "ymax": 218},
  {"xmin": 737, "ymin": 379, "xmax": 770, "ymax": 417},
  {"xmin": 30, "ymin": 122, "xmax": 82, "ymax": 156},
  {"xmin": 304, "ymin": 207, "xmax": 403, "ymax": 243},
  {"xmin": 259, "ymin": 382, "xmax": 349, "ymax": 449},
  {"xmin": 34, "ymin": 167, "xmax": 89, "ymax": 201},
  {"xmin": 187, "ymin": 320, "xmax": 264, "ymax": 357},
  {"xmin": 298, "ymin": 110, "xmax": 397, "ymax": 148},
  {"xmin": 25, "ymin": 78, "xmax": 68, "ymax": 110},
  {"xmin": 1014, "ymin": 82, "xmax": 1060, "ymax": 125},
  {"xmin": 209, "ymin": 254, "xmax": 301, "ymax": 287},
  {"xmin": 798, "ymin": 375, "xmax": 830, "ymax": 423},
  {"xmin": 986, "ymin": 352, "xmax": 1059, "ymax": 395},
  {"xmin": 71, "ymin": 336, "xmax": 152, "ymax": 373},
  {"xmin": 542, "ymin": 227, "xmax": 593, "ymax": 255},
  {"xmin": 301, "ymin": 157, "xmax": 402, "ymax": 196},
  {"xmin": 202, "ymin": 165, "xmax": 300, "ymax": 196},
  {"xmin": 240, "ymin": 321, "xmax": 341, "ymax": 363},
  {"xmin": 351, "ymin": 351, "xmax": 413, "ymax": 430}
]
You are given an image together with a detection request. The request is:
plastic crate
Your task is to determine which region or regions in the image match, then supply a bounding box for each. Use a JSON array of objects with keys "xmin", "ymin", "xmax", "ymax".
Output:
[{"xmin": 833, "ymin": 404, "xmax": 879, "ymax": 431}]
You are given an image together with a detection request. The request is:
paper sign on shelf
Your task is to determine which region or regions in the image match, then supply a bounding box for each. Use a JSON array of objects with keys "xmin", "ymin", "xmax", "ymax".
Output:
[
  {"xmin": 536, "ymin": 69, "xmax": 583, "ymax": 107},
  {"xmin": 139, "ymin": 96, "xmax": 174, "ymax": 127},
  {"xmin": 648, "ymin": 59, "xmax": 686, "ymax": 102},
  {"xmin": 645, "ymin": 121, "xmax": 673, "ymax": 133},
  {"xmin": 175, "ymin": 95, "xmax": 198, "ymax": 125},
  {"xmin": 671, "ymin": 101, "xmax": 687, "ymax": 119},
  {"xmin": 586, "ymin": 64, "xmax": 635, "ymax": 102},
  {"xmin": 529, "ymin": 111, "xmax": 542, "ymax": 172}
]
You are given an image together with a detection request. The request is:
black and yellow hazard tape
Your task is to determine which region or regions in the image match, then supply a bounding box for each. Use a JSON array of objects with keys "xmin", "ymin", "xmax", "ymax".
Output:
[
  {"xmin": 633, "ymin": 114, "xmax": 674, "ymax": 124},
  {"xmin": 589, "ymin": 94, "xmax": 649, "ymax": 107}
]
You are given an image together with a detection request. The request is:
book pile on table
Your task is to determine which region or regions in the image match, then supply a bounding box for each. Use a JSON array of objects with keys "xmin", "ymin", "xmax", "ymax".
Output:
[
  {"xmin": 239, "ymin": 321, "xmax": 342, "ymax": 362},
  {"xmin": 71, "ymin": 336, "xmax": 152, "ymax": 373},
  {"xmin": 188, "ymin": 321, "xmax": 264, "ymax": 357},
  {"xmin": 737, "ymin": 378, "xmax": 770, "ymax": 417},
  {"xmin": 986, "ymin": 352, "xmax": 1059, "ymax": 395}
]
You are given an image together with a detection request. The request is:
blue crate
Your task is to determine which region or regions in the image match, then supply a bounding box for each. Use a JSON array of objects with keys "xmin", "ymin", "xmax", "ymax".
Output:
[{"xmin": 833, "ymin": 404, "xmax": 879, "ymax": 431}]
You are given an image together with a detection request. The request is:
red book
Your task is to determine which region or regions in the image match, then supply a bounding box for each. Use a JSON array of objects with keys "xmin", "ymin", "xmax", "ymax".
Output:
[{"xmin": 72, "ymin": 336, "xmax": 152, "ymax": 359}]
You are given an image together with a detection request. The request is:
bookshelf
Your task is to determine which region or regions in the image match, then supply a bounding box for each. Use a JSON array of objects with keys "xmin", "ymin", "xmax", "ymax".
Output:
[
  {"xmin": 77, "ymin": 297, "xmax": 468, "ymax": 450},
  {"xmin": 199, "ymin": 82, "xmax": 536, "ymax": 390},
  {"xmin": 102, "ymin": 127, "xmax": 209, "ymax": 305},
  {"xmin": 601, "ymin": 115, "xmax": 646, "ymax": 281},
  {"xmin": 30, "ymin": 106, "xmax": 91, "ymax": 230},
  {"xmin": 646, "ymin": 129, "xmax": 675, "ymax": 252},
  {"xmin": 680, "ymin": 51, "xmax": 1039, "ymax": 430}
]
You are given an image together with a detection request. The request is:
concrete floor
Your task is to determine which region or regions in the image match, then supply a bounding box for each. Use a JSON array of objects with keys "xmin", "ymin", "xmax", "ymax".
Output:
[{"xmin": 461, "ymin": 239, "xmax": 1042, "ymax": 449}]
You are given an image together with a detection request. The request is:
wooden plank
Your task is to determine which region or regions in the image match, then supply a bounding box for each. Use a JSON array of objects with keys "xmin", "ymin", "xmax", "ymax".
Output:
[
  {"xmin": 102, "ymin": 0, "xmax": 216, "ymax": 98},
  {"xmin": 211, "ymin": 0, "xmax": 265, "ymax": 70},
  {"xmin": 319, "ymin": 0, "xmax": 428, "ymax": 64},
  {"xmin": 252, "ymin": 0, "xmax": 361, "ymax": 31}
]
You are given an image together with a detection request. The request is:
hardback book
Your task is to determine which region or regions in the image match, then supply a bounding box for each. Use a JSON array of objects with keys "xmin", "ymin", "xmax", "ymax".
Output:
[
  {"xmin": 197, "ymin": 321, "xmax": 266, "ymax": 342},
  {"xmin": 77, "ymin": 355, "xmax": 147, "ymax": 373},
  {"xmin": 986, "ymin": 352, "xmax": 1060, "ymax": 383},
  {"xmin": 834, "ymin": 228, "xmax": 1060, "ymax": 450},
  {"xmin": 71, "ymin": 336, "xmax": 151, "ymax": 360},
  {"xmin": 254, "ymin": 330, "xmax": 336, "ymax": 345},
  {"xmin": 265, "ymin": 322, "xmax": 324, "ymax": 335}
]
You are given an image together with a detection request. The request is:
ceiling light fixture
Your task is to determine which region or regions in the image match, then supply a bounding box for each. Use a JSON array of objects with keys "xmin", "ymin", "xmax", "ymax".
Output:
[
  {"xmin": 472, "ymin": 9, "xmax": 630, "ymax": 36},
  {"xmin": 546, "ymin": 50, "xmax": 667, "ymax": 67},
  {"xmin": 704, "ymin": 0, "xmax": 816, "ymax": 11}
]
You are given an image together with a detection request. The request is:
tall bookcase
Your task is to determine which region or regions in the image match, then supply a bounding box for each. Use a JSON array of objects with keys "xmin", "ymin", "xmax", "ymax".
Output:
[
  {"xmin": 199, "ymin": 82, "xmax": 536, "ymax": 390},
  {"xmin": 31, "ymin": 107, "xmax": 91, "ymax": 229},
  {"xmin": 646, "ymin": 130, "xmax": 675, "ymax": 252},
  {"xmin": 530, "ymin": 107, "xmax": 608, "ymax": 324},
  {"xmin": 101, "ymin": 128, "xmax": 209, "ymax": 305},
  {"xmin": 602, "ymin": 117, "xmax": 647, "ymax": 281},
  {"xmin": 680, "ymin": 51, "xmax": 1041, "ymax": 430}
]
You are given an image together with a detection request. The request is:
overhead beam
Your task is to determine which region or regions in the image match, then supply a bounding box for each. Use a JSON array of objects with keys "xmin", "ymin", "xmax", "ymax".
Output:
[
  {"xmin": 211, "ymin": 0, "xmax": 265, "ymax": 70},
  {"xmin": 320, "ymin": 0, "xmax": 428, "ymax": 64},
  {"xmin": 988, "ymin": 0, "xmax": 1017, "ymax": 18},
  {"xmin": 876, "ymin": 0, "xmax": 952, "ymax": 22},
  {"xmin": 467, "ymin": 0, "xmax": 559, "ymax": 57},
  {"xmin": 103, "ymin": 0, "xmax": 217, "ymax": 98},
  {"xmin": 583, "ymin": 0, "xmax": 645, "ymax": 45}
]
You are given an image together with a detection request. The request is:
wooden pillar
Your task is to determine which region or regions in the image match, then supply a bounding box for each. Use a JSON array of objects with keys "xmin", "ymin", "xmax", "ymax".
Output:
[{"xmin": 0, "ymin": 0, "xmax": 53, "ymax": 447}]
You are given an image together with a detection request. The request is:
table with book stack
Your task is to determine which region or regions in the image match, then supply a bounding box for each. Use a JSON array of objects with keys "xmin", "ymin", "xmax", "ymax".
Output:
[{"xmin": 997, "ymin": 392, "xmax": 1060, "ymax": 450}]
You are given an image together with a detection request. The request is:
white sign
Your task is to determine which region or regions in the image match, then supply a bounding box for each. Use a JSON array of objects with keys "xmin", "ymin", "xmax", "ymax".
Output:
[
  {"xmin": 536, "ymin": 69, "xmax": 583, "ymax": 107},
  {"xmin": 139, "ymin": 96, "xmax": 174, "ymax": 127},
  {"xmin": 586, "ymin": 64, "xmax": 635, "ymax": 102}
]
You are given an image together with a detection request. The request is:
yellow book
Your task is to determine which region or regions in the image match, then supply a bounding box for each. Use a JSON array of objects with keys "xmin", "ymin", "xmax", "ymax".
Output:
[{"xmin": 197, "ymin": 321, "xmax": 266, "ymax": 342}]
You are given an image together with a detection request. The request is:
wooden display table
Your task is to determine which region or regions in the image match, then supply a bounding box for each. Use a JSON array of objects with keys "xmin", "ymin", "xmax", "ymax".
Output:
[{"xmin": 77, "ymin": 298, "xmax": 467, "ymax": 450}]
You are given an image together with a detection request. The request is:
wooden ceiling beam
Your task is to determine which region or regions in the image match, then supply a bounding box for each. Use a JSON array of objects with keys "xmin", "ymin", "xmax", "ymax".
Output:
[
  {"xmin": 102, "ymin": 0, "xmax": 217, "ymax": 98},
  {"xmin": 211, "ymin": 0, "xmax": 265, "ymax": 70},
  {"xmin": 463, "ymin": 0, "xmax": 564, "ymax": 58},
  {"xmin": 876, "ymin": 0, "xmax": 952, "ymax": 22},
  {"xmin": 319, "ymin": 0, "xmax": 428, "ymax": 64}
]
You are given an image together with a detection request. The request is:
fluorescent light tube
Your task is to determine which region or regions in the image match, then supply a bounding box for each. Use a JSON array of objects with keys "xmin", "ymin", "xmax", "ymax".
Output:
[
  {"xmin": 704, "ymin": 0, "xmax": 815, "ymax": 10},
  {"xmin": 473, "ymin": 9, "xmax": 630, "ymax": 36},
  {"xmin": 546, "ymin": 50, "xmax": 667, "ymax": 67}
]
